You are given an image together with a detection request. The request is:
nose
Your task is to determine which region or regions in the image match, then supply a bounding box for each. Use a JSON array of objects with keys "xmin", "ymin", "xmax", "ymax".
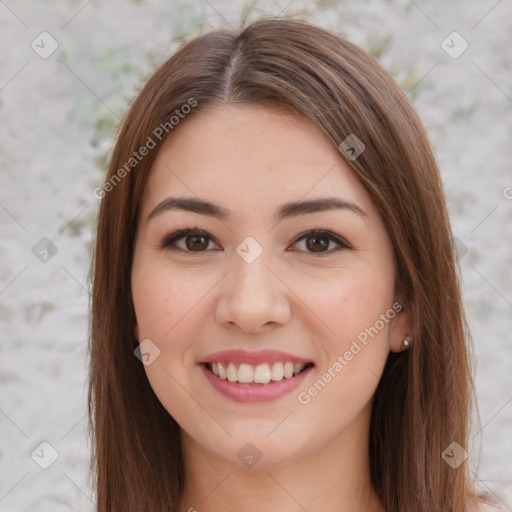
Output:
[{"xmin": 215, "ymin": 249, "xmax": 292, "ymax": 333}]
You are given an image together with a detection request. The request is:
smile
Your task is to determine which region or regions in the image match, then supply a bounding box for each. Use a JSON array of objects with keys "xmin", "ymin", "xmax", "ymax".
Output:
[
  {"xmin": 206, "ymin": 361, "xmax": 314, "ymax": 385},
  {"xmin": 199, "ymin": 361, "xmax": 315, "ymax": 403}
]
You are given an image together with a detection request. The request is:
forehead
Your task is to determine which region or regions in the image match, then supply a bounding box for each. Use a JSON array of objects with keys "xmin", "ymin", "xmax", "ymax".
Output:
[{"xmin": 141, "ymin": 104, "xmax": 376, "ymax": 222}]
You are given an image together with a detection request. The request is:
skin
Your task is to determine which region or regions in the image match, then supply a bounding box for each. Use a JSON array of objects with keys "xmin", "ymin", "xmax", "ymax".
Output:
[{"xmin": 131, "ymin": 104, "xmax": 412, "ymax": 512}]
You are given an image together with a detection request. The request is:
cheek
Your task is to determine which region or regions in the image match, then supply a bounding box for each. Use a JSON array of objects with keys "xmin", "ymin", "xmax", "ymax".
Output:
[
  {"xmin": 131, "ymin": 263, "xmax": 221, "ymax": 383},
  {"xmin": 291, "ymin": 278, "xmax": 393, "ymax": 439},
  {"xmin": 295, "ymin": 257, "xmax": 395, "ymax": 345},
  {"xmin": 131, "ymin": 265, "xmax": 209, "ymax": 419},
  {"xmin": 293, "ymin": 260, "xmax": 394, "ymax": 414},
  {"xmin": 133, "ymin": 263, "xmax": 202, "ymax": 339}
]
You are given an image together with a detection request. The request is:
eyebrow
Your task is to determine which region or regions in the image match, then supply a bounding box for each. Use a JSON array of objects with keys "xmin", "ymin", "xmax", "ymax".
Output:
[{"xmin": 147, "ymin": 196, "xmax": 367, "ymax": 223}]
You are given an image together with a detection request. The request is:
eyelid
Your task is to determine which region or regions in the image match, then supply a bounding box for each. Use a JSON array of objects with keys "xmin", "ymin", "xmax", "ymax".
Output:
[{"xmin": 159, "ymin": 227, "xmax": 353, "ymax": 253}]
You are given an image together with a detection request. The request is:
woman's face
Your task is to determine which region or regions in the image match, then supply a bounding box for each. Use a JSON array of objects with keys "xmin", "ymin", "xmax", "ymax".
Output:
[{"xmin": 131, "ymin": 104, "xmax": 411, "ymax": 469}]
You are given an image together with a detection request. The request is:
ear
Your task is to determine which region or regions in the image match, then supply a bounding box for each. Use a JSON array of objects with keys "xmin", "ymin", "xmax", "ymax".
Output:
[{"xmin": 388, "ymin": 298, "xmax": 414, "ymax": 353}]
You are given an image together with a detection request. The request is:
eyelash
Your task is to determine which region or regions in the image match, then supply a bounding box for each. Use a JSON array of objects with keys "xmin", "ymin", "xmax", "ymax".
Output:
[{"xmin": 159, "ymin": 225, "xmax": 353, "ymax": 256}]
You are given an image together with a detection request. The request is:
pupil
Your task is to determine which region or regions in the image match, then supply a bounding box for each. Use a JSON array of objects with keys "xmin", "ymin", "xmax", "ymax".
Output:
[
  {"xmin": 307, "ymin": 235, "xmax": 328, "ymax": 252},
  {"xmin": 186, "ymin": 235, "xmax": 208, "ymax": 251}
]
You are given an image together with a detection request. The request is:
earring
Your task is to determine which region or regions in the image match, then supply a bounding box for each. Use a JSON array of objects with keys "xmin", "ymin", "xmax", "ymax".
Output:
[{"xmin": 402, "ymin": 338, "xmax": 411, "ymax": 349}]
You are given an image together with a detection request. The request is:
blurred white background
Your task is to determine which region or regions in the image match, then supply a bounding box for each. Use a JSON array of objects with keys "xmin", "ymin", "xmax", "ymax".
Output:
[{"xmin": 1, "ymin": 0, "xmax": 511, "ymax": 510}]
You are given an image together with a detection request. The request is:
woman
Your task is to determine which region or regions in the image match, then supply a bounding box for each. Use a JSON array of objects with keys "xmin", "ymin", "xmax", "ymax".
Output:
[{"xmin": 88, "ymin": 17, "xmax": 496, "ymax": 511}]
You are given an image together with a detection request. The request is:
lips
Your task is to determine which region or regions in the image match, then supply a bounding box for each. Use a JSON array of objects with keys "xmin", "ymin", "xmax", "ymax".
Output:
[{"xmin": 198, "ymin": 349, "xmax": 315, "ymax": 402}]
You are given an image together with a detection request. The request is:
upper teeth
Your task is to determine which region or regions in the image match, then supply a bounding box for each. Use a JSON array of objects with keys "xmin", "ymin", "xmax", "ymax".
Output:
[{"xmin": 210, "ymin": 362, "xmax": 307, "ymax": 384}]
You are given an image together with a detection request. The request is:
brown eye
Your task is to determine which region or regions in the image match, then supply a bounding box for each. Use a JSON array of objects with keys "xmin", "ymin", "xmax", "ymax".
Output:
[
  {"xmin": 306, "ymin": 234, "xmax": 330, "ymax": 252},
  {"xmin": 291, "ymin": 230, "xmax": 351, "ymax": 255},
  {"xmin": 184, "ymin": 234, "xmax": 209, "ymax": 251},
  {"xmin": 161, "ymin": 228, "xmax": 350, "ymax": 255},
  {"xmin": 161, "ymin": 229, "xmax": 220, "ymax": 253}
]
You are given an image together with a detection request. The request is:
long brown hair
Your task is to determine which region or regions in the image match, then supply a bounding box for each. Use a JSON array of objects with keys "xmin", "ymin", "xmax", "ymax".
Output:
[{"xmin": 89, "ymin": 17, "xmax": 481, "ymax": 511}]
